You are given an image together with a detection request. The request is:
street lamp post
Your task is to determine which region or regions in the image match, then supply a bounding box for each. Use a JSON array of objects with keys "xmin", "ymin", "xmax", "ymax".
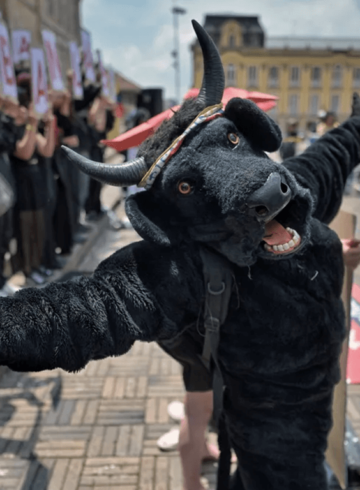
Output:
[{"xmin": 171, "ymin": 6, "xmax": 186, "ymax": 104}]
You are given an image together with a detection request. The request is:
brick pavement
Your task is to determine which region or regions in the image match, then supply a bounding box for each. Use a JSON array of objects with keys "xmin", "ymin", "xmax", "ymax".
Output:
[{"xmin": 0, "ymin": 222, "xmax": 218, "ymax": 490}]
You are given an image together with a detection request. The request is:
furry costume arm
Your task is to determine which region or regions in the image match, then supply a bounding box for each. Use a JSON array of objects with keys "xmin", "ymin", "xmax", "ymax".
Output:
[
  {"xmin": 0, "ymin": 242, "xmax": 202, "ymax": 373},
  {"xmin": 283, "ymin": 115, "xmax": 360, "ymax": 224}
]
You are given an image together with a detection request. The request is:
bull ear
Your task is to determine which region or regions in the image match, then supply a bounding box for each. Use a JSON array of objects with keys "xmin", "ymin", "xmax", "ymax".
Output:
[
  {"xmin": 125, "ymin": 192, "xmax": 173, "ymax": 247},
  {"xmin": 224, "ymin": 98, "xmax": 282, "ymax": 152}
]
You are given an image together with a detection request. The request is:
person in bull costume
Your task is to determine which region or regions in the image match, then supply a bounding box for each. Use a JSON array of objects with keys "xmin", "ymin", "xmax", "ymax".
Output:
[{"xmin": 0, "ymin": 20, "xmax": 360, "ymax": 490}]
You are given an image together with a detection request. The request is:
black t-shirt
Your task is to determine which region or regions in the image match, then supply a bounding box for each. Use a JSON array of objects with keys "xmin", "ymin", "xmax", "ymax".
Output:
[{"xmin": 10, "ymin": 126, "xmax": 47, "ymax": 211}]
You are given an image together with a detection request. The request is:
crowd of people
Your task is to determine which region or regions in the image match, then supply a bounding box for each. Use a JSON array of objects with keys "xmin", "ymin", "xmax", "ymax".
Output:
[{"xmin": 0, "ymin": 69, "xmax": 116, "ymax": 296}]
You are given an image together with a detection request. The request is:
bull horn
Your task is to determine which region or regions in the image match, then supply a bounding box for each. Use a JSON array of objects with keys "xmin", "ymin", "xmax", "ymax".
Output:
[
  {"xmin": 61, "ymin": 146, "xmax": 147, "ymax": 187},
  {"xmin": 192, "ymin": 20, "xmax": 225, "ymax": 107}
]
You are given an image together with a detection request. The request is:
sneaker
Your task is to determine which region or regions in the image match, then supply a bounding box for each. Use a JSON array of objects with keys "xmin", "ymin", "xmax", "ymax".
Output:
[
  {"xmin": 1, "ymin": 282, "xmax": 21, "ymax": 296},
  {"xmin": 167, "ymin": 401, "xmax": 185, "ymax": 422},
  {"xmin": 37, "ymin": 266, "xmax": 54, "ymax": 277},
  {"xmin": 157, "ymin": 427, "xmax": 180, "ymax": 452},
  {"xmin": 27, "ymin": 271, "xmax": 46, "ymax": 286}
]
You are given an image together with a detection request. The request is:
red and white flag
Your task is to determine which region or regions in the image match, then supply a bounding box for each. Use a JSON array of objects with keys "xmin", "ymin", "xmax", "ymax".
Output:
[
  {"xmin": 31, "ymin": 48, "xmax": 48, "ymax": 116},
  {"xmin": 81, "ymin": 30, "xmax": 95, "ymax": 83},
  {"xmin": 0, "ymin": 22, "xmax": 18, "ymax": 101},
  {"xmin": 42, "ymin": 30, "xmax": 64, "ymax": 92},
  {"xmin": 69, "ymin": 41, "xmax": 83, "ymax": 100},
  {"xmin": 12, "ymin": 30, "xmax": 31, "ymax": 65}
]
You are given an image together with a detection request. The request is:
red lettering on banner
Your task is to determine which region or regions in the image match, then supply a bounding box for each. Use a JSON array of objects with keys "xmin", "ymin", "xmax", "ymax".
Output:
[
  {"xmin": 45, "ymin": 40, "xmax": 62, "ymax": 84},
  {"xmin": 35, "ymin": 60, "xmax": 46, "ymax": 104},
  {"xmin": 0, "ymin": 36, "xmax": 15, "ymax": 86},
  {"xmin": 19, "ymin": 36, "xmax": 29, "ymax": 55}
]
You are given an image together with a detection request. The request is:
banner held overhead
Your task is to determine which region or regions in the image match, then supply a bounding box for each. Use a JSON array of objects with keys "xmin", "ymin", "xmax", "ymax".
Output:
[
  {"xmin": 42, "ymin": 30, "xmax": 64, "ymax": 92},
  {"xmin": 69, "ymin": 41, "xmax": 83, "ymax": 100},
  {"xmin": 81, "ymin": 29, "xmax": 95, "ymax": 83},
  {"xmin": 31, "ymin": 47, "xmax": 48, "ymax": 117},
  {"xmin": 0, "ymin": 22, "xmax": 18, "ymax": 102},
  {"xmin": 12, "ymin": 30, "xmax": 31, "ymax": 65}
]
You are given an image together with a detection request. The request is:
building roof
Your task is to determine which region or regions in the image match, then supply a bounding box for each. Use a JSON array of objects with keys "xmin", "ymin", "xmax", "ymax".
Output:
[
  {"xmin": 116, "ymin": 72, "xmax": 141, "ymax": 92},
  {"xmin": 266, "ymin": 37, "xmax": 360, "ymax": 51},
  {"xmin": 203, "ymin": 14, "xmax": 264, "ymax": 46}
]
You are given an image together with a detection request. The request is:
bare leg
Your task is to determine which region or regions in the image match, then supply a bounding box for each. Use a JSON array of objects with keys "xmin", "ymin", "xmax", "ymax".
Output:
[{"xmin": 179, "ymin": 391, "xmax": 215, "ymax": 490}]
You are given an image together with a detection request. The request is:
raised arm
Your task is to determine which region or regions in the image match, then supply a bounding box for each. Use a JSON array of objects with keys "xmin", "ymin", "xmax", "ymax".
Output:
[
  {"xmin": 284, "ymin": 96, "xmax": 360, "ymax": 224},
  {"xmin": 0, "ymin": 242, "xmax": 201, "ymax": 373}
]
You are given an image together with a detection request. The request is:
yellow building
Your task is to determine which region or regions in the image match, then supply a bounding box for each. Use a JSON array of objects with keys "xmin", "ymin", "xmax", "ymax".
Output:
[{"xmin": 192, "ymin": 15, "xmax": 360, "ymax": 132}]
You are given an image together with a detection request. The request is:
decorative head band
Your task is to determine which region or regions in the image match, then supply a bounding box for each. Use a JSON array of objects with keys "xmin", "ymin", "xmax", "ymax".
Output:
[{"xmin": 139, "ymin": 103, "xmax": 224, "ymax": 189}]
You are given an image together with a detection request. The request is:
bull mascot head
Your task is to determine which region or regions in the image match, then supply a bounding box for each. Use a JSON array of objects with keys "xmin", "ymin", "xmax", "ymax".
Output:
[{"xmin": 62, "ymin": 20, "xmax": 312, "ymax": 267}]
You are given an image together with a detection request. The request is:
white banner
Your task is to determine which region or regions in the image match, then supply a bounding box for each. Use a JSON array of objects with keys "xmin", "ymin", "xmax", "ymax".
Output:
[
  {"xmin": 97, "ymin": 50, "xmax": 109, "ymax": 97},
  {"xmin": 42, "ymin": 30, "xmax": 64, "ymax": 92},
  {"xmin": 69, "ymin": 41, "xmax": 83, "ymax": 100},
  {"xmin": 108, "ymin": 68, "xmax": 116, "ymax": 103},
  {"xmin": 0, "ymin": 22, "xmax": 18, "ymax": 101},
  {"xmin": 12, "ymin": 30, "xmax": 31, "ymax": 65},
  {"xmin": 81, "ymin": 30, "xmax": 95, "ymax": 83},
  {"xmin": 31, "ymin": 48, "xmax": 48, "ymax": 116}
]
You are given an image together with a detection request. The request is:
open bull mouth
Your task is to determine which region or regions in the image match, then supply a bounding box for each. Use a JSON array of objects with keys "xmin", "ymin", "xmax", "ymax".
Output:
[
  {"xmin": 262, "ymin": 221, "xmax": 301, "ymax": 255},
  {"xmin": 259, "ymin": 199, "xmax": 305, "ymax": 257}
]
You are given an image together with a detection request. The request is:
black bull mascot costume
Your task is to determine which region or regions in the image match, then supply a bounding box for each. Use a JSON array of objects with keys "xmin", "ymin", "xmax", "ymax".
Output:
[{"xmin": 1, "ymin": 20, "xmax": 360, "ymax": 489}]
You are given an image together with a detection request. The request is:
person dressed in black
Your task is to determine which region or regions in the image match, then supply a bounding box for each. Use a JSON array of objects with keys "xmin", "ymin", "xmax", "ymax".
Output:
[
  {"xmin": 0, "ymin": 99, "xmax": 20, "ymax": 296},
  {"xmin": 11, "ymin": 73, "xmax": 56, "ymax": 286}
]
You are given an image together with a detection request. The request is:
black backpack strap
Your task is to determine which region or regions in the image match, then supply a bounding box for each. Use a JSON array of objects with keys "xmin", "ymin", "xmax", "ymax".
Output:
[{"xmin": 199, "ymin": 246, "xmax": 233, "ymax": 490}]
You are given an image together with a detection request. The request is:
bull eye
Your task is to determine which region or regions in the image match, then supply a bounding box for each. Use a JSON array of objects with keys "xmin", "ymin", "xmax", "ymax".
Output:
[
  {"xmin": 178, "ymin": 181, "xmax": 193, "ymax": 195},
  {"xmin": 228, "ymin": 132, "xmax": 240, "ymax": 145}
]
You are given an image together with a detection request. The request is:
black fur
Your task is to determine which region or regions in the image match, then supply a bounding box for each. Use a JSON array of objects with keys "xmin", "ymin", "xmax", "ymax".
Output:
[
  {"xmin": 1, "ymin": 91, "xmax": 360, "ymax": 488},
  {"xmin": 224, "ymin": 97, "xmax": 282, "ymax": 152}
]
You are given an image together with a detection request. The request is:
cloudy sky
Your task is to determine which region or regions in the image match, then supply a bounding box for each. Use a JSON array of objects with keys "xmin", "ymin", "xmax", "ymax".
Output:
[{"xmin": 81, "ymin": 0, "xmax": 360, "ymax": 101}]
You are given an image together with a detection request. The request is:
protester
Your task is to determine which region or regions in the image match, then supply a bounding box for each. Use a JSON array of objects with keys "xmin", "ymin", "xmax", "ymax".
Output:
[
  {"xmin": 0, "ymin": 98, "xmax": 19, "ymax": 296},
  {"xmin": 86, "ymin": 95, "xmax": 116, "ymax": 219}
]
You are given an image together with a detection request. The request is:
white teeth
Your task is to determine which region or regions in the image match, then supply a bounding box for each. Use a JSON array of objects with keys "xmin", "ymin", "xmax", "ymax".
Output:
[{"xmin": 264, "ymin": 226, "xmax": 301, "ymax": 254}]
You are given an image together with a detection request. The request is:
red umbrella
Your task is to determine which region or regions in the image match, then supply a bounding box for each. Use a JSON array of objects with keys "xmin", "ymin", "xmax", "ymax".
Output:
[{"xmin": 102, "ymin": 88, "xmax": 277, "ymax": 152}]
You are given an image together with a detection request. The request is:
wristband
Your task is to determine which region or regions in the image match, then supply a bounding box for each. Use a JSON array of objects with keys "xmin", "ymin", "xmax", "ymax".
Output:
[{"xmin": 26, "ymin": 124, "xmax": 36, "ymax": 133}]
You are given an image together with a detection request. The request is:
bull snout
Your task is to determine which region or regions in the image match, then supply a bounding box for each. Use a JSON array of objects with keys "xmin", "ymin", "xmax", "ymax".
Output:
[{"xmin": 247, "ymin": 173, "xmax": 291, "ymax": 222}]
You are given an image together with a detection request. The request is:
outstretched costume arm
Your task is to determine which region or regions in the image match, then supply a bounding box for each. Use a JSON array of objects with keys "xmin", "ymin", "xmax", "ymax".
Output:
[
  {"xmin": 284, "ymin": 115, "xmax": 360, "ymax": 224},
  {"xmin": 0, "ymin": 242, "xmax": 201, "ymax": 373}
]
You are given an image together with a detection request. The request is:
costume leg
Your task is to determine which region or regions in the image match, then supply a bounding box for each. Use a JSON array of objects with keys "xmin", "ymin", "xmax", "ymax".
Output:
[{"xmin": 226, "ymin": 394, "xmax": 332, "ymax": 490}]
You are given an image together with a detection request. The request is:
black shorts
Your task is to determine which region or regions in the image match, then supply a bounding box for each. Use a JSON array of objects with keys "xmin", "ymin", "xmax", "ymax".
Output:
[{"xmin": 158, "ymin": 325, "xmax": 212, "ymax": 392}]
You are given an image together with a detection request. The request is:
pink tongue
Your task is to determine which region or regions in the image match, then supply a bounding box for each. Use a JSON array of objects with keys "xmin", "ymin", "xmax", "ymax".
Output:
[{"xmin": 263, "ymin": 220, "xmax": 292, "ymax": 246}]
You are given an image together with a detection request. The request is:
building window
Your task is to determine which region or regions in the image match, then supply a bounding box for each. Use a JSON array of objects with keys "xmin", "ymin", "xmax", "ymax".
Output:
[
  {"xmin": 290, "ymin": 66, "xmax": 300, "ymax": 87},
  {"xmin": 353, "ymin": 68, "xmax": 360, "ymax": 88},
  {"xmin": 227, "ymin": 64, "xmax": 236, "ymax": 86},
  {"xmin": 289, "ymin": 94, "xmax": 299, "ymax": 116},
  {"xmin": 311, "ymin": 66, "xmax": 322, "ymax": 88},
  {"xmin": 248, "ymin": 65, "xmax": 258, "ymax": 87},
  {"xmin": 229, "ymin": 34, "xmax": 235, "ymax": 48},
  {"xmin": 47, "ymin": 0, "xmax": 56, "ymax": 17},
  {"xmin": 267, "ymin": 105, "xmax": 278, "ymax": 121},
  {"xmin": 330, "ymin": 94, "xmax": 340, "ymax": 113},
  {"xmin": 332, "ymin": 65, "xmax": 342, "ymax": 88},
  {"xmin": 268, "ymin": 66, "xmax": 279, "ymax": 88},
  {"xmin": 309, "ymin": 94, "xmax": 319, "ymax": 115}
]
